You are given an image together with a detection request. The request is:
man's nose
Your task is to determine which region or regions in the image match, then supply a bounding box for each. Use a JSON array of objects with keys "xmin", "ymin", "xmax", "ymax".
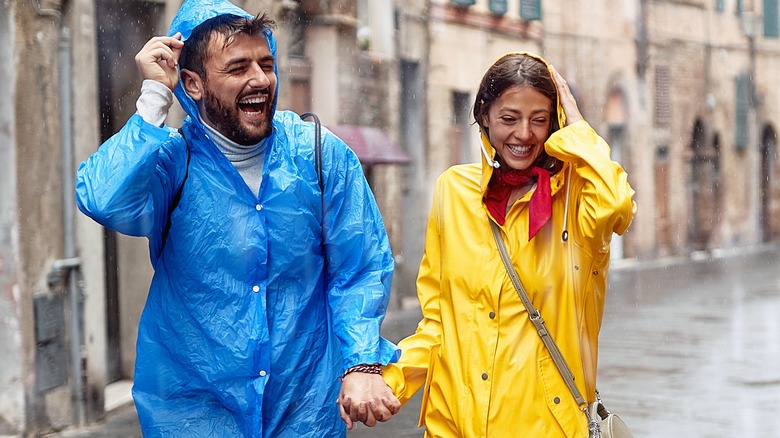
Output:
[{"xmin": 248, "ymin": 64, "xmax": 271, "ymax": 88}]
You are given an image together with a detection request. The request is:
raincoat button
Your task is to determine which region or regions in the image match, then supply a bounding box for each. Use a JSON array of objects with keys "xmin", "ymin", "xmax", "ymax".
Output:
[
  {"xmin": 481, "ymin": 373, "xmax": 488, "ymax": 380},
  {"xmin": 255, "ymin": 204, "xmax": 263, "ymax": 211},
  {"xmin": 489, "ymin": 311, "xmax": 496, "ymax": 319},
  {"xmin": 252, "ymin": 285, "xmax": 260, "ymax": 293},
  {"xmin": 593, "ymin": 270, "xmax": 598, "ymax": 275},
  {"xmin": 259, "ymin": 370, "xmax": 267, "ymax": 377},
  {"xmin": 554, "ymin": 397, "xmax": 560, "ymax": 404}
]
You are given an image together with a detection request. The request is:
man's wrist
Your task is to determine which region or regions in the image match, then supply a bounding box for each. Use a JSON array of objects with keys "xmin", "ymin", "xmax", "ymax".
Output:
[
  {"xmin": 341, "ymin": 363, "xmax": 382, "ymax": 381},
  {"xmin": 136, "ymin": 79, "xmax": 174, "ymax": 127}
]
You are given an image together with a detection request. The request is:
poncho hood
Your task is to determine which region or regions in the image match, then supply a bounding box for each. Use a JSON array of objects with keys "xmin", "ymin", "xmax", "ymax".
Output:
[{"xmin": 167, "ymin": 0, "xmax": 279, "ymax": 124}]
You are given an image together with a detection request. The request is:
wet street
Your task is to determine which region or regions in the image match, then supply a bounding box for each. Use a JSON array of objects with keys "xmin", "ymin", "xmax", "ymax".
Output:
[{"xmin": 57, "ymin": 245, "xmax": 780, "ymax": 437}]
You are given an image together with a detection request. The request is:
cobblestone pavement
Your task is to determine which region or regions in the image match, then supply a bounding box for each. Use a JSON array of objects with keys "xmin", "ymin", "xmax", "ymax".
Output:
[{"xmin": 52, "ymin": 245, "xmax": 780, "ymax": 437}]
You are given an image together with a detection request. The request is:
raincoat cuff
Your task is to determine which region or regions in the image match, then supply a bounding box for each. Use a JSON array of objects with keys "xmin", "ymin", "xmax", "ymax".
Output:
[
  {"xmin": 342, "ymin": 338, "xmax": 400, "ymax": 373},
  {"xmin": 127, "ymin": 113, "xmax": 173, "ymax": 143},
  {"xmin": 380, "ymin": 365, "xmax": 408, "ymax": 401}
]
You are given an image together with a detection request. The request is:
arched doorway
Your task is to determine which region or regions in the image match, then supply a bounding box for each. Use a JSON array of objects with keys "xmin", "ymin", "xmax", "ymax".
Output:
[
  {"xmin": 689, "ymin": 120, "xmax": 720, "ymax": 251},
  {"xmin": 760, "ymin": 125, "xmax": 778, "ymax": 241}
]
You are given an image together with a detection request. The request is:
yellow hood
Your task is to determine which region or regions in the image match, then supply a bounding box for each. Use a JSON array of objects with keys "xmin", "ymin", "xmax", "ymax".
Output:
[{"xmin": 478, "ymin": 51, "xmax": 567, "ymax": 193}]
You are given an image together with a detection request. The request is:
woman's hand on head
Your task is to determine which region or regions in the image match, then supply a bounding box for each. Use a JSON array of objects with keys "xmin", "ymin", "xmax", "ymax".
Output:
[{"xmin": 549, "ymin": 65, "xmax": 584, "ymax": 126}]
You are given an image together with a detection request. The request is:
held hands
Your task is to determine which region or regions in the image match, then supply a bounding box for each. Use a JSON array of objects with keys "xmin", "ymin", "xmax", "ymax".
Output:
[
  {"xmin": 134, "ymin": 33, "xmax": 184, "ymax": 91},
  {"xmin": 548, "ymin": 65, "xmax": 584, "ymax": 126},
  {"xmin": 337, "ymin": 372, "xmax": 401, "ymax": 430}
]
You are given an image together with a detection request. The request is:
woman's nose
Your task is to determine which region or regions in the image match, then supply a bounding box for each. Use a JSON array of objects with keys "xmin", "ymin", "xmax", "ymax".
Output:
[{"xmin": 513, "ymin": 121, "xmax": 533, "ymax": 141}]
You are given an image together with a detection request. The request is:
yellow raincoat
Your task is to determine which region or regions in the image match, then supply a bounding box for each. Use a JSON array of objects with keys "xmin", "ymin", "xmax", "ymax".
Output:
[{"xmin": 383, "ymin": 54, "xmax": 636, "ymax": 437}]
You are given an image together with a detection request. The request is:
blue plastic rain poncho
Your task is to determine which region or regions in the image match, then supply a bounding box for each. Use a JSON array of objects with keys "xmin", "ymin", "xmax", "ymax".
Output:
[{"xmin": 75, "ymin": 0, "xmax": 399, "ymax": 436}]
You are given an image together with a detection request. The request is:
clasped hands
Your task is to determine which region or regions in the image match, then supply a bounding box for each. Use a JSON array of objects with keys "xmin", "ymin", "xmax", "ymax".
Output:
[{"xmin": 337, "ymin": 371, "xmax": 401, "ymax": 430}]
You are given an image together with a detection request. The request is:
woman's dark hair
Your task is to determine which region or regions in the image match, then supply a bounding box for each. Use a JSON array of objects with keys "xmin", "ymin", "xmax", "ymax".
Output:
[
  {"xmin": 179, "ymin": 13, "xmax": 276, "ymax": 79},
  {"xmin": 473, "ymin": 54, "xmax": 561, "ymax": 172}
]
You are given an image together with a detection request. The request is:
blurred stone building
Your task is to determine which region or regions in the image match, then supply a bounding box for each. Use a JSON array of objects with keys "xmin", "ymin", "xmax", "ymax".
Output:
[{"xmin": 1, "ymin": 0, "xmax": 778, "ymax": 435}]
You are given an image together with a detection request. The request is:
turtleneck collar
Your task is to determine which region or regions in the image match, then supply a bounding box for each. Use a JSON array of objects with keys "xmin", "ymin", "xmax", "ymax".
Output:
[{"xmin": 200, "ymin": 118, "xmax": 267, "ymax": 167}]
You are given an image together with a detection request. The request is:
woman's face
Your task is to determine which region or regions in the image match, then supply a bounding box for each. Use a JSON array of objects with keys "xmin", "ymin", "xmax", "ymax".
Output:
[{"xmin": 482, "ymin": 85, "xmax": 553, "ymax": 171}]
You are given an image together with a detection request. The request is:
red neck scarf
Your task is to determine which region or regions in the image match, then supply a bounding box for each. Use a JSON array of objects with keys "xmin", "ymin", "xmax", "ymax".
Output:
[{"xmin": 485, "ymin": 166, "xmax": 552, "ymax": 240}]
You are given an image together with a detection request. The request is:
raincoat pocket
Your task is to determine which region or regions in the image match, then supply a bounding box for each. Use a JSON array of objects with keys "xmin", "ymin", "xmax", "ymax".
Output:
[
  {"xmin": 417, "ymin": 343, "xmax": 441, "ymax": 427},
  {"xmin": 538, "ymin": 355, "xmax": 589, "ymax": 437}
]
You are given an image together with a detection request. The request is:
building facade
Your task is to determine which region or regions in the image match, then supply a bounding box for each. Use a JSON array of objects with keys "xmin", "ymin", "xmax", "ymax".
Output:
[{"xmin": 0, "ymin": 0, "xmax": 778, "ymax": 435}]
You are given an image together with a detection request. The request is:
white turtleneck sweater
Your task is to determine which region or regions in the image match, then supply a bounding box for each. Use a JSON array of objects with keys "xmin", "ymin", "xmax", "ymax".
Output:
[{"xmin": 136, "ymin": 80, "xmax": 266, "ymax": 197}]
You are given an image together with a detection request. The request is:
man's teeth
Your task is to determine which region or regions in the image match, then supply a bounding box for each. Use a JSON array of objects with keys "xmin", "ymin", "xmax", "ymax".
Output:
[{"xmin": 239, "ymin": 96, "xmax": 267, "ymax": 104}]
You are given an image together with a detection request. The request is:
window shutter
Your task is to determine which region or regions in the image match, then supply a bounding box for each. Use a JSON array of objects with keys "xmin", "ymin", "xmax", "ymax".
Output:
[
  {"xmin": 450, "ymin": 0, "xmax": 476, "ymax": 6},
  {"xmin": 654, "ymin": 66, "xmax": 671, "ymax": 126},
  {"xmin": 735, "ymin": 73, "xmax": 750, "ymax": 150},
  {"xmin": 764, "ymin": 0, "xmax": 779, "ymax": 37},
  {"xmin": 520, "ymin": 0, "xmax": 542, "ymax": 20},
  {"xmin": 489, "ymin": 0, "xmax": 508, "ymax": 15}
]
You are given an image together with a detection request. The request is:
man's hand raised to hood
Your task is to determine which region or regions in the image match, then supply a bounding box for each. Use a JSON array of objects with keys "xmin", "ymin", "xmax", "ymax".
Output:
[{"xmin": 135, "ymin": 33, "xmax": 184, "ymax": 92}]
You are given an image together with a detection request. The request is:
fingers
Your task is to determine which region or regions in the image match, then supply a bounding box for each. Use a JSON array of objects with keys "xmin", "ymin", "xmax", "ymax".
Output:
[
  {"xmin": 338, "ymin": 395, "xmax": 395, "ymax": 428},
  {"xmin": 340, "ymin": 395, "xmax": 375, "ymax": 428},
  {"xmin": 135, "ymin": 33, "xmax": 184, "ymax": 89},
  {"xmin": 138, "ymin": 34, "xmax": 183, "ymax": 64},
  {"xmin": 368, "ymin": 399, "xmax": 395, "ymax": 423},
  {"xmin": 337, "ymin": 396, "xmax": 354, "ymax": 430},
  {"xmin": 549, "ymin": 65, "xmax": 571, "ymax": 99},
  {"xmin": 381, "ymin": 395, "xmax": 401, "ymax": 416},
  {"xmin": 354, "ymin": 401, "xmax": 370, "ymax": 425},
  {"xmin": 338, "ymin": 373, "xmax": 400, "ymax": 428},
  {"xmin": 548, "ymin": 64, "xmax": 583, "ymax": 126}
]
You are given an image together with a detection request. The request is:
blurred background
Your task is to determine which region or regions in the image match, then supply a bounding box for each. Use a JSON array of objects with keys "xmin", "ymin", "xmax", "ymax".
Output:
[{"xmin": 1, "ymin": 0, "xmax": 779, "ymax": 435}]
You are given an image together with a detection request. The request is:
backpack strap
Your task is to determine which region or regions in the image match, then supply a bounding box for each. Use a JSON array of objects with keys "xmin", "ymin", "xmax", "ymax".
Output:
[
  {"xmin": 300, "ymin": 112, "xmax": 326, "ymax": 264},
  {"xmin": 300, "ymin": 112, "xmax": 323, "ymax": 192},
  {"xmin": 161, "ymin": 128, "xmax": 190, "ymax": 251}
]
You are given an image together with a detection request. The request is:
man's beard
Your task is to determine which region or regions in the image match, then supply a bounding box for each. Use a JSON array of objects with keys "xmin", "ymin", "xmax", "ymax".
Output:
[{"xmin": 202, "ymin": 86, "xmax": 273, "ymax": 145}]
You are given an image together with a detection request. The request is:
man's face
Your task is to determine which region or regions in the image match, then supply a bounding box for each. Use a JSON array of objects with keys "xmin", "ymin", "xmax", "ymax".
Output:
[{"xmin": 198, "ymin": 32, "xmax": 276, "ymax": 145}]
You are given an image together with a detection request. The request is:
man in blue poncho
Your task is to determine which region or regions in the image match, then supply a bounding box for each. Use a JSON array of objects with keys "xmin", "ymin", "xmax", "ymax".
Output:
[{"xmin": 75, "ymin": 0, "xmax": 400, "ymax": 435}]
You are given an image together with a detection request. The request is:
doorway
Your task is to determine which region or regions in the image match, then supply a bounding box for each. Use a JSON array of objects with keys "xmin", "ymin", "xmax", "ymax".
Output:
[
  {"xmin": 760, "ymin": 125, "xmax": 777, "ymax": 241},
  {"xmin": 689, "ymin": 120, "xmax": 720, "ymax": 251},
  {"xmin": 96, "ymin": 0, "xmax": 164, "ymax": 384}
]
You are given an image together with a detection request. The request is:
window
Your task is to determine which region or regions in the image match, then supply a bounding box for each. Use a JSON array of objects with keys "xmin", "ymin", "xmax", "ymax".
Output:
[
  {"xmin": 715, "ymin": 0, "xmax": 725, "ymax": 12},
  {"xmin": 654, "ymin": 66, "xmax": 671, "ymax": 126},
  {"xmin": 450, "ymin": 0, "xmax": 476, "ymax": 6},
  {"xmin": 520, "ymin": 0, "xmax": 542, "ymax": 20},
  {"xmin": 735, "ymin": 73, "xmax": 751, "ymax": 150},
  {"xmin": 451, "ymin": 91, "xmax": 472, "ymax": 164},
  {"xmin": 764, "ymin": 0, "xmax": 779, "ymax": 37},
  {"xmin": 489, "ymin": 0, "xmax": 508, "ymax": 15}
]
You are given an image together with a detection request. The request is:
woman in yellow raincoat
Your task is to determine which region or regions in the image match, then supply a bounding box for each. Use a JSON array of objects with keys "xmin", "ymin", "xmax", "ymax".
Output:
[{"xmin": 382, "ymin": 53, "xmax": 636, "ymax": 437}]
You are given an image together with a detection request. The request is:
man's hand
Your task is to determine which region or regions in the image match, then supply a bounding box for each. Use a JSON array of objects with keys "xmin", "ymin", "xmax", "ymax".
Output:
[
  {"xmin": 134, "ymin": 33, "xmax": 184, "ymax": 91},
  {"xmin": 337, "ymin": 372, "xmax": 401, "ymax": 430}
]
